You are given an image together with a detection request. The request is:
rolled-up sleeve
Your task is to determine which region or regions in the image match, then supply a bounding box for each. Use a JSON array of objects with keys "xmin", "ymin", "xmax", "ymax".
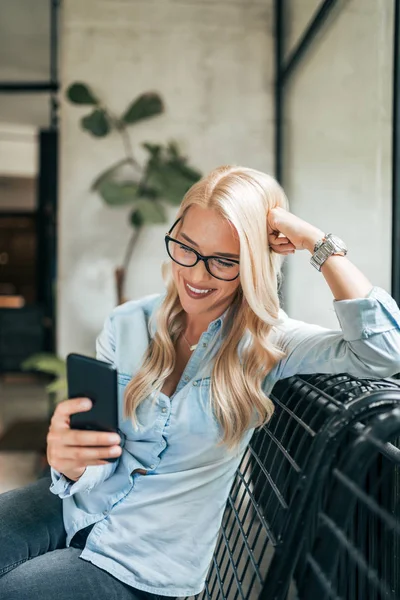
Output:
[
  {"xmin": 49, "ymin": 312, "xmax": 121, "ymax": 498},
  {"xmin": 49, "ymin": 461, "xmax": 119, "ymax": 497},
  {"xmin": 273, "ymin": 286, "xmax": 400, "ymax": 380}
]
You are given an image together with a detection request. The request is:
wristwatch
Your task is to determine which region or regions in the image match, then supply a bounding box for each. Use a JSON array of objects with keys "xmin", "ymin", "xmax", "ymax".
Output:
[{"xmin": 310, "ymin": 233, "xmax": 347, "ymax": 271}]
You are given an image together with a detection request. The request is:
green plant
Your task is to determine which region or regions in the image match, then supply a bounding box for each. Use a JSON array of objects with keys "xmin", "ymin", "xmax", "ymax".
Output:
[
  {"xmin": 21, "ymin": 354, "xmax": 67, "ymax": 412},
  {"xmin": 66, "ymin": 82, "xmax": 202, "ymax": 304}
]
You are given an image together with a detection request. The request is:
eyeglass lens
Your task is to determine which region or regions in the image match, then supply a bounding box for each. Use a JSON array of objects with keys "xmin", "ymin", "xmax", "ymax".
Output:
[{"xmin": 167, "ymin": 239, "xmax": 239, "ymax": 280}]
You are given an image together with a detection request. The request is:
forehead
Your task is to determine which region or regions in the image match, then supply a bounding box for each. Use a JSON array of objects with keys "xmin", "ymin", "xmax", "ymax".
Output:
[{"xmin": 178, "ymin": 205, "xmax": 239, "ymax": 251}]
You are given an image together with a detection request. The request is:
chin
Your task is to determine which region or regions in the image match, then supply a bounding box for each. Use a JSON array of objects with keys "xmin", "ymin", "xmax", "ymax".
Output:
[
  {"xmin": 178, "ymin": 279, "xmax": 218, "ymax": 312},
  {"xmin": 178, "ymin": 291, "xmax": 214, "ymax": 312}
]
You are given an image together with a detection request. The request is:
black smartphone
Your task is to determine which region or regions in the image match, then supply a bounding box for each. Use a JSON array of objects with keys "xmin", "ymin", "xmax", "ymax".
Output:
[{"xmin": 67, "ymin": 353, "xmax": 121, "ymax": 462}]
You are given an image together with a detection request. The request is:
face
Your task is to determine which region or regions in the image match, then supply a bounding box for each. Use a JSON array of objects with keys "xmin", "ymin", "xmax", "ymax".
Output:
[{"xmin": 170, "ymin": 205, "xmax": 241, "ymax": 327}]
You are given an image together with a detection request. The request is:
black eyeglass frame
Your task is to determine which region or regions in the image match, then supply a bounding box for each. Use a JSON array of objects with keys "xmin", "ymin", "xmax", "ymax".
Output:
[{"xmin": 165, "ymin": 217, "xmax": 240, "ymax": 282}]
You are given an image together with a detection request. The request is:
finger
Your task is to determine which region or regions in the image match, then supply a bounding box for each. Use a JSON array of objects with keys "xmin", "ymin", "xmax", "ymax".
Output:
[
  {"xmin": 269, "ymin": 240, "xmax": 296, "ymax": 251},
  {"xmin": 64, "ymin": 430, "xmax": 121, "ymax": 447},
  {"xmin": 268, "ymin": 235, "xmax": 292, "ymax": 246},
  {"xmin": 267, "ymin": 220, "xmax": 280, "ymax": 235},
  {"xmin": 56, "ymin": 444, "xmax": 122, "ymax": 463},
  {"xmin": 270, "ymin": 244, "xmax": 296, "ymax": 254},
  {"xmin": 54, "ymin": 458, "xmax": 112, "ymax": 469},
  {"xmin": 51, "ymin": 398, "xmax": 92, "ymax": 429}
]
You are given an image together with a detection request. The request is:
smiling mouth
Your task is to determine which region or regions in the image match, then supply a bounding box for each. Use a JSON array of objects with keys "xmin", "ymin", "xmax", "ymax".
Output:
[{"xmin": 184, "ymin": 280, "xmax": 216, "ymax": 299}]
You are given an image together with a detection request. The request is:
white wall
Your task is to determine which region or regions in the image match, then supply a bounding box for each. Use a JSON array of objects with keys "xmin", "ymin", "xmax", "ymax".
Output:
[
  {"xmin": 0, "ymin": 0, "xmax": 50, "ymax": 128},
  {"xmin": 0, "ymin": 1, "xmax": 49, "ymax": 173},
  {"xmin": 58, "ymin": 0, "xmax": 275, "ymax": 356},
  {"xmin": 58, "ymin": 0, "xmax": 395, "ymax": 356},
  {"xmin": 284, "ymin": 0, "xmax": 394, "ymax": 327},
  {"xmin": 0, "ymin": 123, "xmax": 38, "ymax": 177}
]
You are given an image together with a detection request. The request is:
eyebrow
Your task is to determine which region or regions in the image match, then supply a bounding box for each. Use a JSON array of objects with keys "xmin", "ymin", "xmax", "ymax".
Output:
[{"xmin": 179, "ymin": 232, "xmax": 240, "ymax": 259}]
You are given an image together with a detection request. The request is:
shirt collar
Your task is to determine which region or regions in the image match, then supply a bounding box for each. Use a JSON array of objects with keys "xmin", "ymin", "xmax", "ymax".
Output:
[{"xmin": 206, "ymin": 304, "xmax": 231, "ymax": 333}]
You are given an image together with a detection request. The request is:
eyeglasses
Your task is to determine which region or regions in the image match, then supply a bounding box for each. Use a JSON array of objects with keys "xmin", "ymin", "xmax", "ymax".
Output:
[{"xmin": 165, "ymin": 217, "xmax": 240, "ymax": 281}]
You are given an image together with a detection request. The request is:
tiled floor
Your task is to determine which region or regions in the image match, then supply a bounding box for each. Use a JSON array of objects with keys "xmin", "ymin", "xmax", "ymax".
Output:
[{"xmin": 0, "ymin": 377, "xmax": 48, "ymax": 494}]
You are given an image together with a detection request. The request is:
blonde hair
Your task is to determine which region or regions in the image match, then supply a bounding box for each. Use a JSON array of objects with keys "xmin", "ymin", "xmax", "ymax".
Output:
[{"xmin": 124, "ymin": 165, "xmax": 289, "ymax": 448}]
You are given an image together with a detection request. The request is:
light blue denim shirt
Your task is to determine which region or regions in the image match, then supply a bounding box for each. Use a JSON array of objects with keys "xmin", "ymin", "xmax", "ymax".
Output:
[{"xmin": 49, "ymin": 286, "xmax": 400, "ymax": 597}]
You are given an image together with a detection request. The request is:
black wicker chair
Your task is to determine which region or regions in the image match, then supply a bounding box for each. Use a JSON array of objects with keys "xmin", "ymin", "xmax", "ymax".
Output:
[{"xmin": 186, "ymin": 374, "xmax": 400, "ymax": 600}]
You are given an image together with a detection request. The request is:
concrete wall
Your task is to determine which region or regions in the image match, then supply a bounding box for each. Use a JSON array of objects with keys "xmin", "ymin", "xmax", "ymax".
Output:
[
  {"xmin": 58, "ymin": 0, "xmax": 395, "ymax": 357},
  {"xmin": 58, "ymin": 0, "xmax": 275, "ymax": 356},
  {"xmin": 283, "ymin": 0, "xmax": 394, "ymax": 327}
]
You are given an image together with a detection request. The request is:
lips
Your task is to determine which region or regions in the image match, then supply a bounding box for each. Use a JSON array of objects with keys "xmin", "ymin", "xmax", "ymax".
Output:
[{"xmin": 184, "ymin": 279, "xmax": 216, "ymax": 299}]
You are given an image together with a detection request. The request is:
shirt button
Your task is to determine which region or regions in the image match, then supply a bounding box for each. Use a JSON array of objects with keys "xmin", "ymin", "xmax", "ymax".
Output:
[
  {"xmin": 202, "ymin": 342, "xmax": 207, "ymax": 348},
  {"xmin": 103, "ymin": 510, "xmax": 108, "ymax": 516},
  {"xmin": 150, "ymin": 464, "xmax": 155, "ymax": 469},
  {"xmin": 162, "ymin": 407, "xmax": 167, "ymax": 413},
  {"xmin": 184, "ymin": 376, "xmax": 189, "ymax": 382},
  {"xmin": 193, "ymin": 381, "xmax": 198, "ymax": 386}
]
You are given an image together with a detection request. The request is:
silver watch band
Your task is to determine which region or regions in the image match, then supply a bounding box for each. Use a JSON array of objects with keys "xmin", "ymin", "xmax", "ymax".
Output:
[{"xmin": 310, "ymin": 233, "xmax": 347, "ymax": 271}]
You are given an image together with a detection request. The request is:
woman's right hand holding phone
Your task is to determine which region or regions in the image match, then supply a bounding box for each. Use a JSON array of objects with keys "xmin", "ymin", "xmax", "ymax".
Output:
[{"xmin": 46, "ymin": 398, "xmax": 122, "ymax": 482}]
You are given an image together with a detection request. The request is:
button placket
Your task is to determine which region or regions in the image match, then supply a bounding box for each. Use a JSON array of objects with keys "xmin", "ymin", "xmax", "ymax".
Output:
[{"xmin": 177, "ymin": 330, "xmax": 213, "ymax": 392}]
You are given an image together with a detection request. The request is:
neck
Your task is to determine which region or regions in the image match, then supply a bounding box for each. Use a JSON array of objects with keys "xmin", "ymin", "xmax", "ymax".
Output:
[
  {"xmin": 182, "ymin": 289, "xmax": 239, "ymax": 341},
  {"xmin": 184, "ymin": 305, "xmax": 229, "ymax": 341}
]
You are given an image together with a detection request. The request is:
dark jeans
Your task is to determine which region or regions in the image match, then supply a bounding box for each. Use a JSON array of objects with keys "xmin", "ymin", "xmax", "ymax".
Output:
[{"xmin": 0, "ymin": 475, "xmax": 175, "ymax": 600}]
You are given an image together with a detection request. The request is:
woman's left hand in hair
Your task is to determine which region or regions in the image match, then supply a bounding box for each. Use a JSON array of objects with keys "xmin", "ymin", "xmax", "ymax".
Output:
[{"xmin": 267, "ymin": 207, "xmax": 325, "ymax": 255}]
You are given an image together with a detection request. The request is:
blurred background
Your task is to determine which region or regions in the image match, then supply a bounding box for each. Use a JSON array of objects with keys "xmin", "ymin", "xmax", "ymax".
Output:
[{"xmin": 0, "ymin": 0, "xmax": 398, "ymax": 492}]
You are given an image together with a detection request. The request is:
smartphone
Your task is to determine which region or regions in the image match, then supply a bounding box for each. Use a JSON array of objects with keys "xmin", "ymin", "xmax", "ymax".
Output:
[{"xmin": 67, "ymin": 353, "xmax": 121, "ymax": 462}]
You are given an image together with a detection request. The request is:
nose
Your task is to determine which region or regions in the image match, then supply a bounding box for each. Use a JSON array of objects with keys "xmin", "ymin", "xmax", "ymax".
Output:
[{"xmin": 188, "ymin": 259, "xmax": 213, "ymax": 284}]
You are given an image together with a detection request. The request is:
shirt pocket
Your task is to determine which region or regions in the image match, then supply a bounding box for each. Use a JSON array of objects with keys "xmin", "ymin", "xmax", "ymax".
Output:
[
  {"xmin": 189, "ymin": 376, "xmax": 222, "ymax": 437},
  {"xmin": 118, "ymin": 372, "xmax": 160, "ymax": 435}
]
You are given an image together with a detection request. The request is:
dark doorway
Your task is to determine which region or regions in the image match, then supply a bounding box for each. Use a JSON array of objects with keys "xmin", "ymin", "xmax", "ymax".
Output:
[{"xmin": 0, "ymin": 0, "xmax": 59, "ymax": 372}]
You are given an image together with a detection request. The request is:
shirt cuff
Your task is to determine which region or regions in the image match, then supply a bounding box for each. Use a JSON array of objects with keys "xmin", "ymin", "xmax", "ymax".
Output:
[
  {"xmin": 333, "ymin": 286, "xmax": 400, "ymax": 341},
  {"xmin": 49, "ymin": 465, "xmax": 100, "ymax": 498}
]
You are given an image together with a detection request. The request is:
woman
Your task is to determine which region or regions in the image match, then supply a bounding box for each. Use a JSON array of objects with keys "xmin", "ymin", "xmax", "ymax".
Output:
[{"xmin": 1, "ymin": 165, "xmax": 400, "ymax": 600}]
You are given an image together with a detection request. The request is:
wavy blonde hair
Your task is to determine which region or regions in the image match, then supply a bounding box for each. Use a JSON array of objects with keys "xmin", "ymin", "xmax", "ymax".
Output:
[{"xmin": 124, "ymin": 165, "xmax": 289, "ymax": 449}]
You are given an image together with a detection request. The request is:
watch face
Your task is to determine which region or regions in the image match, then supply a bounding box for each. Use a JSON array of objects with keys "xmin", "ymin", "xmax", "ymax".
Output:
[{"xmin": 327, "ymin": 234, "xmax": 347, "ymax": 252}]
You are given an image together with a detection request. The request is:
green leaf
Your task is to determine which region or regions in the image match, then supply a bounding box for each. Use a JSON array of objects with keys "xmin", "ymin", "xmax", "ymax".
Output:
[
  {"xmin": 98, "ymin": 181, "xmax": 139, "ymax": 205},
  {"xmin": 137, "ymin": 186, "xmax": 160, "ymax": 200},
  {"xmin": 141, "ymin": 141, "xmax": 202, "ymax": 205},
  {"xmin": 46, "ymin": 377, "xmax": 68, "ymax": 394},
  {"xmin": 122, "ymin": 93, "xmax": 164, "ymax": 125},
  {"xmin": 66, "ymin": 82, "xmax": 98, "ymax": 105},
  {"xmin": 142, "ymin": 142, "xmax": 162, "ymax": 158},
  {"xmin": 165, "ymin": 142, "xmax": 202, "ymax": 181},
  {"xmin": 21, "ymin": 353, "xmax": 66, "ymax": 377},
  {"xmin": 170, "ymin": 160, "xmax": 202, "ymax": 183},
  {"xmin": 81, "ymin": 109, "xmax": 111, "ymax": 137},
  {"xmin": 146, "ymin": 164, "xmax": 196, "ymax": 205},
  {"xmin": 91, "ymin": 158, "xmax": 132, "ymax": 191},
  {"xmin": 134, "ymin": 199, "xmax": 166, "ymax": 224},
  {"xmin": 130, "ymin": 210, "xmax": 145, "ymax": 227},
  {"xmin": 166, "ymin": 140, "xmax": 180, "ymax": 159}
]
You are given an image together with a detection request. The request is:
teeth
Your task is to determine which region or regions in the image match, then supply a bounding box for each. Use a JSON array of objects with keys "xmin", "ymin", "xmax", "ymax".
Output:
[{"xmin": 187, "ymin": 283, "xmax": 212, "ymax": 294}]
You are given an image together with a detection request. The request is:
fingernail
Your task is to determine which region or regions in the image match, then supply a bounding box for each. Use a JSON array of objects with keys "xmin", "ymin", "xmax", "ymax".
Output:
[{"xmin": 81, "ymin": 399, "xmax": 92, "ymax": 408}]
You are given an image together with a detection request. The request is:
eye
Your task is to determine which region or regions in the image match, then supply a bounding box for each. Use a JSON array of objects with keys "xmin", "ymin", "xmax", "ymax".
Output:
[
  {"xmin": 213, "ymin": 258, "xmax": 236, "ymax": 268},
  {"xmin": 179, "ymin": 244, "xmax": 194, "ymax": 254}
]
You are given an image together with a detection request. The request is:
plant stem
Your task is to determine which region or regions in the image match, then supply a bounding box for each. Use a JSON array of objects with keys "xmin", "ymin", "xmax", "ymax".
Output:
[
  {"xmin": 115, "ymin": 226, "xmax": 142, "ymax": 305},
  {"xmin": 119, "ymin": 126, "xmax": 140, "ymax": 171},
  {"xmin": 123, "ymin": 226, "xmax": 142, "ymax": 272}
]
